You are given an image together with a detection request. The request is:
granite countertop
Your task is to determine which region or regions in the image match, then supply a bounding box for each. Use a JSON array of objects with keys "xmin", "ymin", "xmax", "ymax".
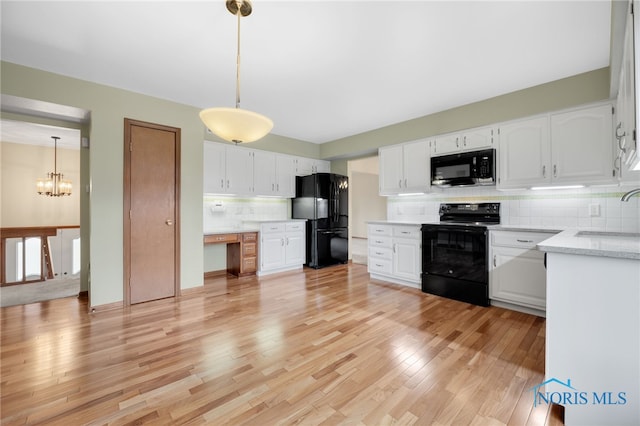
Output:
[
  {"xmin": 488, "ymin": 225, "xmax": 562, "ymax": 233},
  {"xmin": 537, "ymin": 229, "xmax": 640, "ymax": 260}
]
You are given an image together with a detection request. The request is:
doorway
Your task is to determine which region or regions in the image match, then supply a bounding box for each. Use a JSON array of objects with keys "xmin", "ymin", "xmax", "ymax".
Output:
[
  {"xmin": 347, "ymin": 156, "xmax": 387, "ymax": 265},
  {"xmin": 123, "ymin": 119, "xmax": 180, "ymax": 305}
]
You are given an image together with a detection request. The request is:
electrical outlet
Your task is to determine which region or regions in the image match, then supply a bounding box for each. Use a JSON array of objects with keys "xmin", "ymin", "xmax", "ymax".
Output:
[{"xmin": 589, "ymin": 203, "xmax": 601, "ymax": 217}]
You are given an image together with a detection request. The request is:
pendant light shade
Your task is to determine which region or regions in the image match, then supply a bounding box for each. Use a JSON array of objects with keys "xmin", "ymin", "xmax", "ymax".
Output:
[
  {"xmin": 200, "ymin": 0, "xmax": 272, "ymax": 144},
  {"xmin": 200, "ymin": 107, "xmax": 273, "ymax": 144}
]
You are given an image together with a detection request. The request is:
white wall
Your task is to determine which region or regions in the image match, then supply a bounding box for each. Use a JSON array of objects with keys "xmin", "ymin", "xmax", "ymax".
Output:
[{"xmin": 1, "ymin": 141, "xmax": 80, "ymax": 227}]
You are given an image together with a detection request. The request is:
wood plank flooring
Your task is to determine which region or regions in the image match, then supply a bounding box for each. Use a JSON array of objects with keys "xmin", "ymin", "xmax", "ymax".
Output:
[{"xmin": 1, "ymin": 264, "xmax": 562, "ymax": 425}]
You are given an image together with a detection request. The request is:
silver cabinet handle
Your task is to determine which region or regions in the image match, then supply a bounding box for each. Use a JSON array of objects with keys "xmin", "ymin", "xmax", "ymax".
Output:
[
  {"xmin": 281, "ymin": 238, "xmax": 285, "ymax": 246},
  {"xmin": 393, "ymin": 244, "xmax": 397, "ymax": 253},
  {"xmin": 553, "ymin": 165, "xmax": 557, "ymax": 177},
  {"xmin": 375, "ymin": 251, "xmax": 383, "ymax": 255},
  {"xmin": 221, "ymin": 179, "xmax": 224, "ymax": 188},
  {"xmin": 542, "ymin": 165, "xmax": 546, "ymax": 178},
  {"xmin": 517, "ymin": 239, "xmax": 533, "ymax": 243},
  {"xmin": 493, "ymin": 255, "xmax": 497, "ymax": 267},
  {"xmin": 398, "ymin": 179, "xmax": 402, "ymax": 188},
  {"xmin": 463, "ymin": 136, "xmax": 467, "ymax": 146},
  {"xmin": 226, "ymin": 179, "xmax": 230, "ymax": 188},
  {"xmin": 401, "ymin": 231, "xmax": 410, "ymax": 234},
  {"xmin": 456, "ymin": 137, "xmax": 459, "ymax": 148},
  {"xmin": 404, "ymin": 178, "xmax": 407, "ymax": 187}
]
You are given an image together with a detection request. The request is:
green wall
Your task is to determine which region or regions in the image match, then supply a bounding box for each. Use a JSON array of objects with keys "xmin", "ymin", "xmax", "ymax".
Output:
[
  {"xmin": 0, "ymin": 61, "xmax": 317, "ymax": 307},
  {"xmin": 1, "ymin": 60, "xmax": 612, "ymax": 307},
  {"xmin": 320, "ymin": 67, "xmax": 611, "ymax": 162}
]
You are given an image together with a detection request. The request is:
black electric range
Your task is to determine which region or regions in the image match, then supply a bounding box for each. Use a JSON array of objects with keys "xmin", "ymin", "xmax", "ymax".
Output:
[{"xmin": 421, "ymin": 203, "xmax": 500, "ymax": 306}]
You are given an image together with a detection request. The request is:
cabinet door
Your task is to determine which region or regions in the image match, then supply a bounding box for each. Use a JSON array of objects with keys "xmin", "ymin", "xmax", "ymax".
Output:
[
  {"xmin": 261, "ymin": 233, "xmax": 285, "ymax": 270},
  {"xmin": 252, "ymin": 150, "xmax": 276, "ymax": 196},
  {"xmin": 498, "ymin": 116, "xmax": 550, "ymax": 189},
  {"xmin": 314, "ymin": 160, "xmax": 331, "ymax": 173},
  {"xmin": 275, "ymin": 155, "xmax": 296, "ymax": 197},
  {"xmin": 378, "ymin": 145, "xmax": 403, "ymax": 195},
  {"xmin": 402, "ymin": 139, "xmax": 431, "ymax": 193},
  {"xmin": 295, "ymin": 157, "xmax": 315, "ymax": 176},
  {"xmin": 551, "ymin": 104, "xmax": 614, "ymax": 185},
  {"xmin": 203, "ymin": 141, "xmax": 226, "ymax": 193},
  {"xmin": 285, "ymin": 232, "xmax": 305, "ymax": 266},
  {"xmin": 462, "ymin": 126, "xmax": 494, "ymax": 151},
  {"xmin": 392, "ymin": 238, "xmax": 421, "ymax": 282},
  {"xmin": 490, "ymin": 246, "xmax": 546, "ymax": 310},
  {"xmin": 431, "ymin": 133, "xmax": 460, "ymax": 156},
  {"xmin": 226, "ymin": 146, "xmax": 254, "ymax": 195}
]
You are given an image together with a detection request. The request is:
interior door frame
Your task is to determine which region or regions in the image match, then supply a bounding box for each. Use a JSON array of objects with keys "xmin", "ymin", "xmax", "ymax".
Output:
[{"xmin": 123, "ymin": 118, "xmax": 181, "ymax": 306}]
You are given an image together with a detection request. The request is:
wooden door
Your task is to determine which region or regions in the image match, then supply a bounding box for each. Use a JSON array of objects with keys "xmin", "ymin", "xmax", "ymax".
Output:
[{"xmin": 124, "ymin": 119, "xmax": 180, "ymax": 305}]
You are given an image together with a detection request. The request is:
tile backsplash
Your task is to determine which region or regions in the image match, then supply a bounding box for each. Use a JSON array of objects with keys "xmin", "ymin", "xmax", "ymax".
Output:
[
  {"xmin": 203, "ymin": 196, "xmax": 290, "ymax": 232},
  {"xmin": 387, "ymin": 186, "xmax": 640, "ymax": 232}
]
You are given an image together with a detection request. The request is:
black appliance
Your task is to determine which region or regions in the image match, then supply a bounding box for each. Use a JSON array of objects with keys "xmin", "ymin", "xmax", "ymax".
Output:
[
  {"xmin": 421, "ymin": 203, "xmax": 500, "ymax": 306},
  {"xmin": 431, "ymin": 148, "xmax": 496, "ymax": 187},
  {"xmin": 292, "ymin": 173, "xmax": 349, "ymax": 269}
]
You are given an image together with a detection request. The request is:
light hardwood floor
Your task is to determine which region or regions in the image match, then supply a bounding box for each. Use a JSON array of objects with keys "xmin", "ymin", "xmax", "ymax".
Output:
[{"xmin": 1, "ymin": 264, "xmax": 562, "ymax": 425}]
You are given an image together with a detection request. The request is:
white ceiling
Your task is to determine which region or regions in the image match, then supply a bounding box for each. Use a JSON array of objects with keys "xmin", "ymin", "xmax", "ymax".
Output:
[
  {"xmin": 1, "ymin": 120, "xmax": 80, "ymax": 149},
  {"xmin": 1, "ymin": 1, "xmax": 612, "ymax": 145}
]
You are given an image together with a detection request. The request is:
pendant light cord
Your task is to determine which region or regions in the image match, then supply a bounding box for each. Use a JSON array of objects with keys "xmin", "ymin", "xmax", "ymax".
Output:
[{"xmin": 235, "ymin": 5, "xmax": 241, "ymax": 109}]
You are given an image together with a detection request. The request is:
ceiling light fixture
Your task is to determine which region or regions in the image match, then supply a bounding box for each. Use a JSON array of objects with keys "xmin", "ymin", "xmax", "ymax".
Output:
[
  {"xmin": 199, "ymin": 0, "xmax": 273, "ymax": 144},
  {"xmin": 36, "ymin": 136, "xmax": 72, "ymax": 197}
]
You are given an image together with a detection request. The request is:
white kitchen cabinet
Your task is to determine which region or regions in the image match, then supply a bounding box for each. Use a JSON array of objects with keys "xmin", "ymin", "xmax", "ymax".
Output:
[
  {"xmin": 367, "ymin": 223, "xmax": 421, "ymax": 288},
  {"xmin": 550, "ymin": 103, "xmax": 615, "ymax": 186},
  {"xmin": 498, "ymin": 103, "xmax": 615, "ymax": 189},
  {"xmin": 430, "ymin": 126, "xmax": 495, "ymax": 156},
  {"xmin": 378, "ymin": 139, "xmax": 430, "ymax": 195},
  {"xmin": 615, "ymin": 1, "xmax": 640, "ymax": 182},
  {"xmin": 203, "ymin": 142, "xmax": 254, "ymax": 195},
  {"xmin": 497, "ymin": 116, "xmax": 550, "ymax": 189},
  {"xmin": 489, "ymin": 230, "xmax": 553, "ymax": 316},
  {"xmin": 257, "ymin": 221, "xmax": 306, "ymax": 276},
  {"xmin": 253, "ymin": 151, "xmax": 295, "ymax": 197},
  {"xmin": 295, "ymin": 157, "xmax": 330, "ymax": 176},
  {"xmin": 203, "ymin": 141, "xmax": 227, "ymax": 194}
]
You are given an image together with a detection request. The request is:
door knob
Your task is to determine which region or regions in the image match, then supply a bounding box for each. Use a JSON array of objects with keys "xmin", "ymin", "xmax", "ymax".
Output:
[{"xmin": 166, "ymin": 219, "xmax": 173, "ymax": 226}]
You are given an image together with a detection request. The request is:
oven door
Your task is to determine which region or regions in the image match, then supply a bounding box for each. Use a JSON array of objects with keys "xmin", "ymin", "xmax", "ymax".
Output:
[{"xmin": 421, "ymin": 224, "xmax": 488, "ymax": 283}]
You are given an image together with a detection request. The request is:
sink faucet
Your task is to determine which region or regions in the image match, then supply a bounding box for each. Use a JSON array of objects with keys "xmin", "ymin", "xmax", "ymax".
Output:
[{"xmin": 621, "ymin": 188, "xmax": 640, "ymax": 202}]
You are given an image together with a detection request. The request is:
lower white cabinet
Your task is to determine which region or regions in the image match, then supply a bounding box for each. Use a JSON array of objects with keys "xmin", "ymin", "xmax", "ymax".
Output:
[
  {"xmin": 489, "ymin": 230, "xmax": 555, "ymax": 316},
  {"xmin": 368, "ymin": 223, "xmax": 421, "ymax": 289},
  {"xmin": 257, "ymin": 221, "xmax": 306, "ymax": 276}
]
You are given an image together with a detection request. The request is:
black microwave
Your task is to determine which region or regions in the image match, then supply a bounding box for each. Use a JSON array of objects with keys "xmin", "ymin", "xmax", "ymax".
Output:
[{"xmin": 431, "ymin": 148, "xmax": 496, "ymax": 187}]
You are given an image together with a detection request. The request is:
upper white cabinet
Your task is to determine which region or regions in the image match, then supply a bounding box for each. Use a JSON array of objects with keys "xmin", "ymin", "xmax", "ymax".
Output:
[
  {"xmin": 379, "ymin": 139, "xmax": 430, "ymax": 195},
  {"xmin": 498, "ymin": 116, "xmax": 550, "ymax": 189},
  {"xmin": 203, "ymin": 141, "xmax": 319, "ymax": 197},
  {"xmin": 431, "ymin": 126, "xmax": 495, "ymax": 156},
  {"xmin": 203, "ymin": 141, "xmax": 227, "ymax": 194},
  {"xmin": 295, "ymin": 157, "xmax": 330, "ymax": 176},
  {"xmin": 498, "ymin": 103, "xmax": 615, "ymax": 189},
  {"xmin": 550, "ymin": 104, "xmax": 614, "ymax": 186},
  {"xmin": 253, "ymin": 151, "xmax": 295, "ymax": 197}
]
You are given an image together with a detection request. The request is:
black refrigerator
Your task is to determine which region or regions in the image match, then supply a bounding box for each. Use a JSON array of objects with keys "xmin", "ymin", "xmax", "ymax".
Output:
[{"xmin": 292, "ymin": 173, "xmax": 348, "ymax": 269}]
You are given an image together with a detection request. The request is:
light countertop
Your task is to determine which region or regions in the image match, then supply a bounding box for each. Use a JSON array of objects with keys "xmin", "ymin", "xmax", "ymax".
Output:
[
  {"xmin": 204, "ymin": 226, "xmax": 260, "ymax": 235},
  {"xmin": 537, "ymin": 229, "xmax": 640, "ymax": 260}
]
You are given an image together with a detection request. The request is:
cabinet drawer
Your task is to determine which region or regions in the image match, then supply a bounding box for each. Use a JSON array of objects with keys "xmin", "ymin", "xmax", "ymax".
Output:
[
  {"xmin": 393, "ymin": 225, "xmax": 421, "ymax": 239},
  {"xmin": 242, "ymin": 256, "xmax": 257, "ymax": 272},
  {"xmin": 204, "ymin": 233, "xmax": 239, "ymax": 244},
  {"xmin": 368, "ymin": 246, "xmax": 392, "ymax": 260},
  {"xmin": 242, "ymin": 232, "xmax": 257, "ymax": 242},
  {"xmin": 369, "ymin": 257, "xmax": 392, "ymax": 274},
  {"xmin": 491, "ymin": 231, "xmax": 554, "ymax": 249},
  {"xmin": 243, "ymin": 242, "xmax": 257, "ymax": 256},
  {"xmin": 369, "ymin": 236, "xmax": 392, "ymax": 248},
  {"xmin": 368, "ymin": 224, "xmax": 392, "ymax": 237},
  {"xmin": 261, "ymin": 223, "xmax": 286, "ymax": 233},
  {"xmin": 285, "ymin": 222, "xmax": 305, "ymax": 232}
]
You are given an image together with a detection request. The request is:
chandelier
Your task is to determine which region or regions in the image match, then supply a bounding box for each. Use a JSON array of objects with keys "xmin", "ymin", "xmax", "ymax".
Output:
[
  {"xmin": 199, "ymin": 0, "xmax": 273, "ymax": 144},
  {"xmin": 36, "ymin": 136, "xmax": 72, "ymax": 197}
]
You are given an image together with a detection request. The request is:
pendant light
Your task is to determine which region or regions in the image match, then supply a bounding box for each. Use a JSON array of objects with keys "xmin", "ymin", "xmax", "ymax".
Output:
[
  {"xmin": 199, "ymin": 0, "xmax": 273, "ymax": 144},
  {"xmin": 36, "ymin": 136, "xmax": 72, "ymax": 197}
]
